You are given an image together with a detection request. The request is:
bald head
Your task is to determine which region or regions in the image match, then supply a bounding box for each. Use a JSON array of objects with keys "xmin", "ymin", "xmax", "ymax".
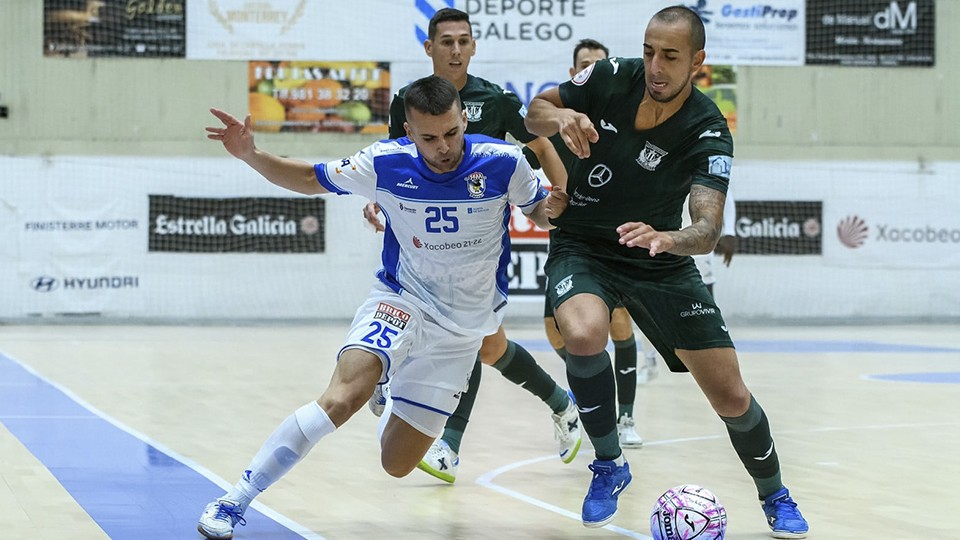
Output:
[{"xmin": 650, "ymin": 6, "xmax": 705, "ymax": 51}]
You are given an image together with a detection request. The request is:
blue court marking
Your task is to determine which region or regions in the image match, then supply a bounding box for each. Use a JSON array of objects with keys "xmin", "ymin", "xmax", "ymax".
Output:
[
  {"xmin": 865, "ymin": 372, "xmax": 960, "ymax": 384},
  {"xmin": 515, "ymin": 338, "xmax": 960, "ymax": 354},
  {"xmin": 0, "ymin": 352, "xmax": 310, "ymax": 540}
]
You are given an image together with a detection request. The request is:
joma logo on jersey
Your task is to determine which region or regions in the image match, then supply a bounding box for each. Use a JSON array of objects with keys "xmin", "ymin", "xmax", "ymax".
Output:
[
  {"xmin": 465, "ymin": 172, "xmax": 486, "ymax": 198},
  {"xmin": 463, "ymin": 101, "xmax": 484, "ymax": 122},
  {"xmin": 636, "ymin": 141, "xmax": 668, "ymax": 171}
]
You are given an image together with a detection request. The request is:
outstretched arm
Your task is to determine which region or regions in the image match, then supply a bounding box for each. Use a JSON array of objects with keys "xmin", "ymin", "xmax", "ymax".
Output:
[
  {"xmin": 524, "ymin": 136, "xmax": 568, "ymax": 190},
  {"xmin": 206, "ymin": 108, "xmax": 324, "ymax": 196},
  {"xmin": 525, "ymin": 187, "xmax": 569, "ymax": 231},
  {"xmin": 524, "ymin": 87, "xmax": 599, "ymax": 159},
  {"xmin": 616, "ymin": 185, "xmax": 725, "ymax": 257}
]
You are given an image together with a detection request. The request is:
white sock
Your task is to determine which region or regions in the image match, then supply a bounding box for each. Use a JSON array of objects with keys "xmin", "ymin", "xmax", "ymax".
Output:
[{"xmin": 225, "ymin": 401, "xmax": 335, "ymax": 510}]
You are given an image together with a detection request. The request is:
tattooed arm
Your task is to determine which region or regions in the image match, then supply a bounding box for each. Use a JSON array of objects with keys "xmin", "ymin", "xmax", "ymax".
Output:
[{"xmin": 616, "ymin": 184, "xmax": 725, "ymax": 257}]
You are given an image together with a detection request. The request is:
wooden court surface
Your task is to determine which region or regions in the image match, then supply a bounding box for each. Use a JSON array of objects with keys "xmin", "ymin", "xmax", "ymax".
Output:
[{"xmin": 1, "ymin": 322, "xmax": 959, "ymax": 539}]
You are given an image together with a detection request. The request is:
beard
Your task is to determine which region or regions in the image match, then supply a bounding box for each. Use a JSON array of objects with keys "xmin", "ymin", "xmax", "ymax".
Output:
[
  {"xmin": 423, "ymin": 149, "xmax": 464, "ymax": 173},
  {"xmin": 647, "ymin": 74, "xmax": 693, "ymax": 103}
]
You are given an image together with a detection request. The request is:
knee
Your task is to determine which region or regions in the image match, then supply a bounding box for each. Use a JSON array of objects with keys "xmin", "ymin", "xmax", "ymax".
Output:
[
  {"xmin": 559, "ymin": 323, "xmax": 607, "ymax": 354},
  {"xmin": 714, "ymin": 386, "xmax": 752, "ymax": 417},
  {"xmin": 478, "ymin": 333, "xmax": 507, "ymax": 365},
  {"xmin": 381, "ymin": 455, "xmax": 416, "ymax": 478},
  {"xmin": 317, "ymin": 393, "xmax": 365, "ymax": 426}
]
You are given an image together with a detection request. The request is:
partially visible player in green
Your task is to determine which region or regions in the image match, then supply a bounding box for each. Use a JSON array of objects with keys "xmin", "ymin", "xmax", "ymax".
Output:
[
  {"xmin": 538, "ymin": 39, "xmax": 643, "ymax": 449},
  {"xmin": 524, "ymin": 6, "xmax": 809, "ymax": 537},
  {"xmin": 363, "ymin": 7, "xmax": 580, "ymax": 485}
]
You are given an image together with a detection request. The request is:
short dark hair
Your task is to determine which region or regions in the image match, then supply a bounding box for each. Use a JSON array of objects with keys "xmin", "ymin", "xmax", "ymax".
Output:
[
  {"xmin": 428, "ymin": 8, "xmax": 470, "ymax": 40},
  {"xmin": 652, "ymin": 6, "xmax": 706, "ymax": 51},
  {"xmin": 572, "ymin": 39, "xmax": 609, "ymax": 66},
  {"xmin": 403, "ymin": 76, "xmax": 462, "ymax": 118}
]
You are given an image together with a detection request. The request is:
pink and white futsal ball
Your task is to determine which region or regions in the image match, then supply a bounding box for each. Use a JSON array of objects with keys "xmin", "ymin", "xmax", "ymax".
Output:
[{"xmin": 650, "ymin": 484, "xmax": 727, "ymax": 540}]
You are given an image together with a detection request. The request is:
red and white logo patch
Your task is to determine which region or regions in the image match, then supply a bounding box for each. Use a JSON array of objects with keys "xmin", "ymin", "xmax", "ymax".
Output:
[
  {"xmin": 374, "ymin": 302, "xmax": 410, "ymax": 329},
  {"xmin": 571, "ymin": 63, "xmax": 596, "ymax": 86}
]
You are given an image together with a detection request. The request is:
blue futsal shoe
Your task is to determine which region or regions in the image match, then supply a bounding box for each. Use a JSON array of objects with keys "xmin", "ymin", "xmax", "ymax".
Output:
[
  {"xmin": 581, "ymin": 458, "xmax": 631, "ymax": 528},
  {"xmin": 762, "ymin": 487, "xmax": 809, "ymax": 538}
]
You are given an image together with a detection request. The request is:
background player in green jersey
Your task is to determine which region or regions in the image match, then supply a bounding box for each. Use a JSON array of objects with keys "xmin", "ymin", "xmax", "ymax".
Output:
[
  {"xmin": 363, "ymin": 7, "xmax": 581, "ymax": 484},
  {"xmin": 525, "ymin": 6, "xmax": 809, "ymax": 537},
  {"xmin": 539, "ymin": 39, "xmax": 644, "ymax": 449}
]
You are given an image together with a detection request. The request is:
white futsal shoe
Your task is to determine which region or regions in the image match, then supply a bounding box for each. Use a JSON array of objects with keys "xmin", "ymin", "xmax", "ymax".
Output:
[
  {"xmin": 617, "ymin": 413, "xmax": 643, "ymax": 448},
  {"xmin": 198, "ymin": 498, "xmax": 246, "ymax": 539},
  {"xmin": 553, "ymin": 390, "xmax": 582, "ymax": 464},
  {"xmin": 417, "ymin": 438, "xmax": 459, "ymax": 483}
]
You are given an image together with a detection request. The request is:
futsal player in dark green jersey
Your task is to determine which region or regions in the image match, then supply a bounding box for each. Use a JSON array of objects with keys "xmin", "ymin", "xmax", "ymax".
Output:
[
  {"xmin": 538, "ymin": 39, "xmax": 644, "ymax": 449},
  {"xmin": 363, "ymin": 7, "xmax": 581, "ymax": 485},
  {"xmin": 525, "ymin": 6, "xmax": 809, "ymax": 537}
]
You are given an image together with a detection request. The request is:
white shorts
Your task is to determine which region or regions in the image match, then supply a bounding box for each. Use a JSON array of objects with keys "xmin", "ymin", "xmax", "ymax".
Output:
[
  {"xmin": 340, "ymin": 285, "xmax": 482, "ymax": 438},
  {"xmin": 693, "ymin": 252, "xmax": 716, "ymax": 286}
]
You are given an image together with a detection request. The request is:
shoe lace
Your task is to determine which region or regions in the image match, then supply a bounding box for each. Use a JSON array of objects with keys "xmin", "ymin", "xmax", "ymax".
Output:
[
  {"xmin": 428, "ymin": 441, "xmax": 455, "ymax": 465},
  {"xmin": 215, "ymin": 502, "xmax": 247, "ymax": 527},
  {"xmin": 767, "ymin": 495, "xmax": 801, "ymax": 520},
  {"xmin": 553, "ymin": 406, "xmax": 577, "ymax": 442},
  {"xmin": 586, "ymin": 463, "xmax": 614, "ymax": 497}
]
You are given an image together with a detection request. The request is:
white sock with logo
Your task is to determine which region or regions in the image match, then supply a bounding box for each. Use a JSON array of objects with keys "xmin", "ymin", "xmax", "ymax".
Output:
[{"xmin": 225, "ymin": 401, "xmax": 335, "ymax": 510}]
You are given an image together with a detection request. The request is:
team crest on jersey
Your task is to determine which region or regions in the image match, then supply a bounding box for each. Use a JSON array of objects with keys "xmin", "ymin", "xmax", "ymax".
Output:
[
  {"xmin": 636, "ymin": 141, "xmax": 668, "ymax": 171},
  {"xmin": 465, "ymin": 171, "xmax": 487, "ymax": 198},
  {"xmin": 555, "ymin": 275, "xmax": 574, "ymax": 297},
  {"xmin": 571, "ymin": 63, "xmax": 595, "ymax": 86},
  {"xmin": 374, "ymin": 302, "xmax": 410, "ymax": 329},
  {"xmin": 463, "ymin": 101, "xmax": 484, "ymax": 122}
]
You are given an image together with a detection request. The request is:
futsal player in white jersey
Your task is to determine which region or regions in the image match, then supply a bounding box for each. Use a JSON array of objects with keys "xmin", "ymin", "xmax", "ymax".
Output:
[{"xmin": 197, "ymin": 75, "xmax": 568, "ymax": 539}]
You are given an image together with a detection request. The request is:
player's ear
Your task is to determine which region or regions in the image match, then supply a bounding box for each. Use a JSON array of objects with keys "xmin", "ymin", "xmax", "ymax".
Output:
[
  {"xmin": 569, "ymin": 66, "xmax": 576, "ymax": 78},
  {"xmin": 424, "ymin": 39, "xmax": 433, "ymax": 57},
  {"xmin": 691, "ymin": 49, "xmax": 706, "ymax": 73},
  {"xmin": 403, "ymin": 121, "xmax": 412, "ymax": 139}
]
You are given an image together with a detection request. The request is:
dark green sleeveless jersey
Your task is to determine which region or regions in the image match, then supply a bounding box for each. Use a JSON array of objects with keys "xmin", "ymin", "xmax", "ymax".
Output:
[
  {"xmin": 555, "ymin": 56, "xmax": 733, "ymax": 258},
  {"xmin": 389, "ymin": 74, "xmax": 537, "ymax": 143}
]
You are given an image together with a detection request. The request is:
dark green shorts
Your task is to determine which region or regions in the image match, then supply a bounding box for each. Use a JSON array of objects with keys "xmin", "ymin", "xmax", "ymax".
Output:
[
  {"xmin": 545, "ymin": 244, "xmax": 734, "ymax": 373},
  {"xmin": 543, "ymin": 289, "xmax": 624, "ymax": 319}
]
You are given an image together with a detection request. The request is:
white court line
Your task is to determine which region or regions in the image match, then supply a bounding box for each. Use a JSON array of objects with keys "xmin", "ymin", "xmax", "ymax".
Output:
[
  {"xmin": 476, "ymin": 422, "xmax": 960, "ymax": 538},
  {"xmin": 476, "ymin": 455, "xmax": 652, "ymax": 539},
  {"xmin": 1, "ymin": 352, "xmax": 327, "ymax": 540},
  {"xmin": 0, "ymin": 415, "xmax": 99, "ymax": 420}
]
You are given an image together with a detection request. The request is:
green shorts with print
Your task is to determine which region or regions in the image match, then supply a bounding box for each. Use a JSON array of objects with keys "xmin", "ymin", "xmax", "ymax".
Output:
[{"xmin": 545, "ymin": 237, "xmax": 734, "ymax": 373}]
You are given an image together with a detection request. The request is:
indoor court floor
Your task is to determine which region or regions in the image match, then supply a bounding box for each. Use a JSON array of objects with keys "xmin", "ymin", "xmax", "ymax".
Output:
[{"xmin": 1, "ymin": 321, "xmax": 958, "ymax": 539}]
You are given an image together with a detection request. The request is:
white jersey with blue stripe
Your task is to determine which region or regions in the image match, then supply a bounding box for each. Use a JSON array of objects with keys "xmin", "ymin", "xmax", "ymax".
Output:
[{"xmin": 315, "ymin": 134, "xmax": 547, "ymax": 336}]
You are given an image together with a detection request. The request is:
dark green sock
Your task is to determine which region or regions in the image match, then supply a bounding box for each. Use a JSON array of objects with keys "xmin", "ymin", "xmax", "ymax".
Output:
[
  {"xmin": 441, "ymin": 358, "xmax": 483, "ymax": 454},
  {"xmin": 613, "ymin": 335, "xmax": 637, "ymax": 418},
  {"xmin": 493, "ymin": 341, "xmax": 568, "ymax": 413},
  {"xmin": 566, "ymin": 351, "xmax": 620, "ymax": 460},
  {"xmin": 553, "ymin": 346, "xmax": 567, "ymax": 362},
  {"xmin": 721, "ymin": 395, "xmax": 783, "ymax": 498}
]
